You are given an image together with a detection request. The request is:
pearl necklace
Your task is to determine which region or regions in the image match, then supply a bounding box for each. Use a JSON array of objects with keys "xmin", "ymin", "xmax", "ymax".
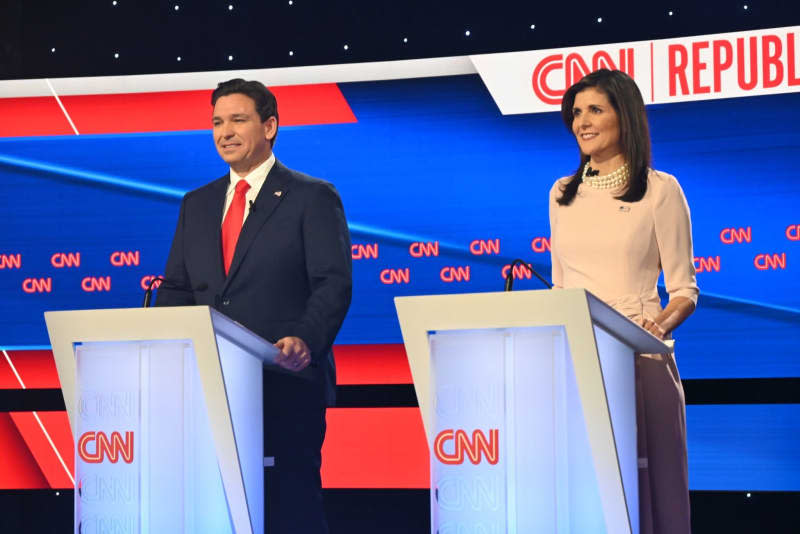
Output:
[{"xmin": 582, "ymin": 162, "xmax": 630, "ymax": 190}]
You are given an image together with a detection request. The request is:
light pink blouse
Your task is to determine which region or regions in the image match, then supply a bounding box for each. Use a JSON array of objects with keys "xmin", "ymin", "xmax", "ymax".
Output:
[{"xmin": 549, "ymin": 169, "xmax": 699, "ymax": 321}]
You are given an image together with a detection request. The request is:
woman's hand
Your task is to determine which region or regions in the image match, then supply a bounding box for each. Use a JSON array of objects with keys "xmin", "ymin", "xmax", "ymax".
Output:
[{"xmin": 641, "ymin": 317, "xmax": 666, "ymax": 339}]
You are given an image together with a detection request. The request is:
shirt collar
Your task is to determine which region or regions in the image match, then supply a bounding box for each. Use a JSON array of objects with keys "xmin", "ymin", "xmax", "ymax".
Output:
[{"xmin": 228, "ymin": 152, "xmax": 275, "ymax": 190}]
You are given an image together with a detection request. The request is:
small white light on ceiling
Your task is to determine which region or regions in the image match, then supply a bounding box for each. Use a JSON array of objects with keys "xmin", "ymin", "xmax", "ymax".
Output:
[
  {"xmin": 50, "ymin": 47, "xmax": 56, "ymax": 53},
  {"xmin": 174, "ymin": 5, "xmax": 179, "ymax": 11},
  {"xmin": 289, "ymin": 50, "xmax": 294, "ymax": 56},
  {"xmin": 114, "ymin": 52, "xmax": 119, "ymax": 58},
  {"xmin": 668, "ymin": 10, "xmax": 674, "ymax": 16},
  {"xmin": 228, "ymin": 4, "xmax": 233, "ymax": 10},
  {"xmin": 289, "ymin": 0, "xmax": 293, "ymax": 4},
  {"xmin": 746, "ymin": 492, "xmax": 752, "ymax": 497},
  {"xmin": 228, "ymin": 55, "xmax": 234, "ymax": 61},
  {"xmin": 743, "ymin": 4, "xmax": 748, "ymax": 9},
  {"xmin": 177, "ymin": 56, "xmax": 182, "ymax": 61},
  {"xmin": 55, "ymin": 491, "xmax": 60, "ymax": 496},
  {"xmin": 597, "ymin": 17, "xmax": 603, "ymax": 23},
  {"xmin": 465, "ymin": 30, "xmax": 471, "ymax": 36},
  {"xmin": 112, "ymin": 0, "xmax": 117, "ymax": 5},
  {"xmin": 530, "ymin": 24, "xmax": 535, "ymax": 30},
  {"xmin": 403, "ymin": 37, "xmax": 408, "ymax": 43},
  {"xmin": 343, "ymin": 44, "xmax": 349, "ymax": 50}
]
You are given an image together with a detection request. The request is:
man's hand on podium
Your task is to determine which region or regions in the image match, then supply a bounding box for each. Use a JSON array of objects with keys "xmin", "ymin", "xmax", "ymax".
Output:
[{"xmin": 274, "ymin": 336, "xmax": 312, "ymax": 371}]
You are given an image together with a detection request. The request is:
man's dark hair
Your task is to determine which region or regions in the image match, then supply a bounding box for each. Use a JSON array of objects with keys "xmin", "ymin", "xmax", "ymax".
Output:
[
  {"xmin": 557, "ymin": 69, "xmax": 652, "ymax": 205},
  {"xmin": 211, "ymin": 78, "xmax": 279, "ymax": 146}
]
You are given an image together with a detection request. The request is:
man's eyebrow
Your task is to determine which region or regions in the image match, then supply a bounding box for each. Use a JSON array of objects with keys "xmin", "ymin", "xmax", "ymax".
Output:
[{"xmin": 212, "ymin": 113, "xmax": 250, "ymax": 121}]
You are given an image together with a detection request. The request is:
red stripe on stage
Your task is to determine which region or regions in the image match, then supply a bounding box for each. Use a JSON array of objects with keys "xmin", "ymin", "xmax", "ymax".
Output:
[
  {"xmin": 9, "ymin": 412, "xmax": 74, "ymax": 489},
  {"xmin": 0, "ymin": 412, "xmax": 50, "ymax": 489},
  {"xmin": 0, "ymin": 83, "xmax": 357, "ymax": 137},
  {"xmin": 0, "ymin": 350, "xmax": 61, "ymax": 389},
  {"xmin": 0, "ymin": 96, "xmax": 75, "ymax": 137},
  {"xmin": 322, "ymin": 407, "xmax": 429, "ymax": 489},
  {"xmin": 333, "ymin": 344, "xmax": 412, "ymax": 385},
  {"xmin": 3, "ymin": 345, "xmax": 409, "ymax": 388}
]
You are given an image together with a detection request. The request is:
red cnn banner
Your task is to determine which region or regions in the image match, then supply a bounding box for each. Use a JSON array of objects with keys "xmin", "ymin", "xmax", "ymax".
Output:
[
  {"xmin": 434, "ymin": 429, "xmax": 499, "ymax": 466},
  {"xmin": 78, "ymin": 431, "xmax": 134, "ymax": 464},
  {"xmin": 471, "ymin": 25, "xmax": 800, "ymax": 114}
]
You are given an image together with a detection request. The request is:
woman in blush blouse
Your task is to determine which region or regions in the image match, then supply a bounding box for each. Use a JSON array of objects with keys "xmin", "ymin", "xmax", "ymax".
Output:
[{"xmin": 549, "ymin": 69, "xmax": 698, "ymax": 534}]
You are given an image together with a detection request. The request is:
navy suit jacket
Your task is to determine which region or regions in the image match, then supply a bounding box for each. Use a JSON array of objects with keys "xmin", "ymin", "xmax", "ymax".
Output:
[{"xmin": 156, "ymin": 160, "xmax": 352, "ymax": 405}]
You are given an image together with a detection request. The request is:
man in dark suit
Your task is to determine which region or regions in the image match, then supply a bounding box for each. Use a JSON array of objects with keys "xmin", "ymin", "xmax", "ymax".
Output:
[{"xmin": 156, "ymin": 78, "xmax": 352, "ymax": 533}]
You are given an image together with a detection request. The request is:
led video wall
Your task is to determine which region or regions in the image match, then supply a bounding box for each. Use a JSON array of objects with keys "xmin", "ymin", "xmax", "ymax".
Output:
[{"xmin": 1, "ymin": 27, "xmax": 799, "ymax": 493}]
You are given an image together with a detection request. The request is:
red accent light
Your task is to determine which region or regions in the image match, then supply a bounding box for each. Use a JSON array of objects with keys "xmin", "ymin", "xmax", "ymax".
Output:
[
  {"xmin": 9, "ymin": 412, "xmax": 74, "ymax": 489},
  {"xmin": 322, "ymin": 408, "xmax": 429, "ymax": 488},
  {"xmin": 333, "ymin": 344, "xmax": 412, "ymax": 385},
  {"xmin": 0, "ymin": 413, "xmax": 50, "ymax": 489},
  {"xmin": 0, "ymin": 350, "xmax": 61, "ymax": 390}
]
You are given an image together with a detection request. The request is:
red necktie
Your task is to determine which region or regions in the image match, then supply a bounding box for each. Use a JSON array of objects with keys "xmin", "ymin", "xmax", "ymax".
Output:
[{"xmin": 221, "ymin": 180, "xmax": 251, "ymax": 275}]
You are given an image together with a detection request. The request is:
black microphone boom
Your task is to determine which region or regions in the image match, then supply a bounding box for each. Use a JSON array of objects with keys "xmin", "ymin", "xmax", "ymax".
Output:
[
  {"xmin": 504, "ymin": 258, "xmax": 553, "ymax": 292},
  {"xmin": 142, "ymin": 276, "xmax": 206, "ymax": 307}
]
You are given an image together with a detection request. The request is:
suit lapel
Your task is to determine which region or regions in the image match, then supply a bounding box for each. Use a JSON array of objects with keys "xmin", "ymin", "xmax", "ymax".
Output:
[
  {"xmin": 223, "ymin": 160, "xmax": 292, "ymax": 289},
  {"xmin": 204, "ymin": 176, "xmax": 229, "ymax": 286}
]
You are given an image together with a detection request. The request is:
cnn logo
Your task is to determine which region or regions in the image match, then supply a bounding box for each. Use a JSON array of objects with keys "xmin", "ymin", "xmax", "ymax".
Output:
[
  {"xmin": 78, "ymin": 431, "xmax": 134, "ymax": 464},
  {"xmin": 434, "ymin": 428, "xmax": 499, "ymax": 465}
]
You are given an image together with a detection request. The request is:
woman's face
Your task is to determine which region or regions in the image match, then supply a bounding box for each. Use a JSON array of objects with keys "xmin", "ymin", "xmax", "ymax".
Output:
[{"xmin": 571, "ymin": 87, "xmax": 622, "ymax": 162}]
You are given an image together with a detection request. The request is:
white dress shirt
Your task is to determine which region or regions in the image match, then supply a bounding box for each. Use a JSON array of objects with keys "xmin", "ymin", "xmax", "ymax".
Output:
[{"xmin": 221, "ymin": 152, "xmax": 276, "ymax": 227}]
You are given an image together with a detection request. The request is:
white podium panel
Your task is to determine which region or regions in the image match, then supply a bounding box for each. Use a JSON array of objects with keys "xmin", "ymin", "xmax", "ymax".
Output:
[
  {"xmin": 45, "ymin": 306, "xmax": 279, "ymax": 534},
  {"xmin": 396, "ymin": 289, "xmax": 667, "ymax": 534},
  {"xmin": 75, "ymin": 340, "xmax": 231, "ymax": 533},
  {"xmin": 429, "ymin": 326, "xmax": 614, "ymax": 533}
]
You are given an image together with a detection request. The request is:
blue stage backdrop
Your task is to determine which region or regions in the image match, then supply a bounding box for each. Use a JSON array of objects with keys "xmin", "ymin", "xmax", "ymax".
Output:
[{"xmin": 1, "ymin": 74, "xmax": 798, "ymax": 491}]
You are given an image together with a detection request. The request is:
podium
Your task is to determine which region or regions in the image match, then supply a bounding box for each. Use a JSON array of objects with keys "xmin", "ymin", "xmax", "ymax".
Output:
[
  {"xmin": 394, "ymin": 288, "xmax": 670, "ymax": 534},
  {"xmin": 44, "ymin": 306, "xmax": 283, "ymax": 534}
]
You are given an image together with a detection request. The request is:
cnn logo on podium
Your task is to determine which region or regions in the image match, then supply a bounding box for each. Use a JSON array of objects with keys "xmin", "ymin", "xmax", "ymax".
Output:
[
  {"xmin": 434, "ymin": 428, "xmax": 499, "ymax": 465},
  {"xmin": 78, "ymin": 431, "xmax": 134, "ymax": 464}
]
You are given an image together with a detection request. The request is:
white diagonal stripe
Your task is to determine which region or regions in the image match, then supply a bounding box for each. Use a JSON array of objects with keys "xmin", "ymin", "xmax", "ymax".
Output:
[{"xmin": 45, "ymin": 78, "xmax": 80, "ymax": 135}]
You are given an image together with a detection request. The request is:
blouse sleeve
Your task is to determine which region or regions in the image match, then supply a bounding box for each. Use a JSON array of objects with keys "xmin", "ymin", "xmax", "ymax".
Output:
[
  {"xmin": 652, "ymin": 173, "xmax": 699, "ymax": 305},
  {"xmin": 548, "ymin": 181, "xmax": 564, "ymax": 289}
]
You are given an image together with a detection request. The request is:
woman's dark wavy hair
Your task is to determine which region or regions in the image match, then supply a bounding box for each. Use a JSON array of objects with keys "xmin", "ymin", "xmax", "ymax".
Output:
[{"xmin": 556, "ymin": 69, "xmax": 651, "ymax": 205}]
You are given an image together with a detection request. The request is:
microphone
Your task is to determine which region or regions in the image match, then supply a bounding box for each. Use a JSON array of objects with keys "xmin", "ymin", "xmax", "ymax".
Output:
[
  {"xmin": 249, "ymin": 200, "xmax": 256, "ymax": 213},
  {"xmin": 142, "ymin": 277, "xmax": 207, "ymax": 307},
  {"xmin": 504, "ymin": 259, "xmax": 553, "ymax": 292}
]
